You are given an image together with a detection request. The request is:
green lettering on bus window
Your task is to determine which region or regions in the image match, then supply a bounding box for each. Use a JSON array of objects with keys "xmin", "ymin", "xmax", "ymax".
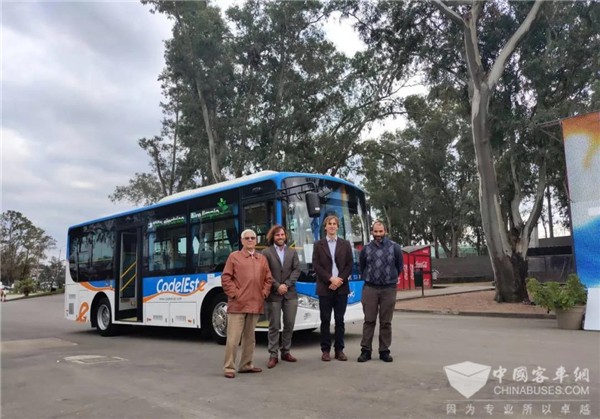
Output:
[
  {"xmin": 191, "ymin": 198, "xmax": 233, "ymax": 222},
  {"xmin": 148, "ymin": 216, "xmax": 186, "ymax": 230}
]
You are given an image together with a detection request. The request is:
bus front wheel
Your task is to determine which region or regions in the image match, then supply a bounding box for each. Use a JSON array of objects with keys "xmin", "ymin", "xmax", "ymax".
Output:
[
  {"xmin": 207, "ymin": 293, "xmax": 227, "ymax": 345},
  {"xmin": 95, "ymin": 297, "xmax": 117, "ymax": 337}
]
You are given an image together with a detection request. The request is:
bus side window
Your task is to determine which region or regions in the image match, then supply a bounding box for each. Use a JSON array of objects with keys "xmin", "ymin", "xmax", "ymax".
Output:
[
  {"xmin": 243, "ymin": 201, "xmax": 273, "ymax": 248},
  {"xmin": 148, "ymin": 224, "xmax": 186, "ymax": 273}
]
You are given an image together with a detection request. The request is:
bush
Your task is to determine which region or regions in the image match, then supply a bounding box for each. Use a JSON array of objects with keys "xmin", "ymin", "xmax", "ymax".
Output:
[
  {"xmin": 14, "ymin": 278, "xmax": 37, "ymax": 297},
  {"xmin": 526, "ymin": 274, "xmax": 587, "ymax": 313}
]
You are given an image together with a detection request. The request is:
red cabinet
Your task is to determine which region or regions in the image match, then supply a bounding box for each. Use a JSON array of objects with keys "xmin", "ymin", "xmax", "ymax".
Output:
[{"xmin": 398, "ymin": 245, "xmax": 433, "ymax": 290}]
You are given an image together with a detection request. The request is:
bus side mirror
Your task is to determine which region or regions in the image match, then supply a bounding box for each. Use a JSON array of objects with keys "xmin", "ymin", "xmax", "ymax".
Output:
[{"xmin": 305, "ymin": 192, "xmax": 321, "ymax": 218}]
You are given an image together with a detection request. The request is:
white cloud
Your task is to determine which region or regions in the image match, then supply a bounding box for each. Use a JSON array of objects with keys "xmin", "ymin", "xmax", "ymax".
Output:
[
  {"xmin": 1, "ymin": 1, "xmax": 173, "ymax": 258},
  {"xmin": 323, "ymin": 12, "xmax": 366, "ymax": 57}
]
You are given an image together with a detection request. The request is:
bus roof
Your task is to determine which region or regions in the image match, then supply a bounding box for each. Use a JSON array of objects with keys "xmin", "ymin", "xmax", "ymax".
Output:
[
  {"xmin": 157, "ymin": 170, "xmax": 279, "ymax": 204},
  {"xmin": 69, "ymin": 171, "xmax": 361, "ymax": 230}
]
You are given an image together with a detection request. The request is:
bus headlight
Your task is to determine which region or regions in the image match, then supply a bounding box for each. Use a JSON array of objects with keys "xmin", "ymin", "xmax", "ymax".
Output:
[{"xmin": 297, "ymin": 294, "xmax": 319, "ymax": 309}]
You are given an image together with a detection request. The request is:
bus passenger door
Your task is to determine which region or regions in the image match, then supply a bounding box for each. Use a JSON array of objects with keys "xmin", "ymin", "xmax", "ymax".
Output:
[{"xmin": 116, "ymin": 228, "xmax": 141, "ymax": 322}]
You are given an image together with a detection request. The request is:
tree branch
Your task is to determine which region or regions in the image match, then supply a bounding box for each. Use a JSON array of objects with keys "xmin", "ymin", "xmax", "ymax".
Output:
[
  {"xmin": 509, "ymin": 152, "xmax": 524, "ymax": 229},
  {"xmin": 431, "ymin": 0, "xmax": 465, "ymax": 26},
  {"xmin": 521, "ymin": 158, "xmax": 547, "ymax": 255},
  {"xmin": 487, "ymin": 0, "xmax": 544, "ymax": 89}
]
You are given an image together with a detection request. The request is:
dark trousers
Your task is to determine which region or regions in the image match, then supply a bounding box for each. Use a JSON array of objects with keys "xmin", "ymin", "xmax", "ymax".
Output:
[
  {"xmin": 319, "ymin": 293, "xmax": 347, "ymax": 352},
  {"xmin": 360, "ymin": 285, "xmax": 396, "ymax": 354}
]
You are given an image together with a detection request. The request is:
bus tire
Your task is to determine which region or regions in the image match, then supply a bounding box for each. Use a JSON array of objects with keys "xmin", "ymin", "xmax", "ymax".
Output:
[
  {"xmin": 95, "ymin": 297, "xmax": 117, "ymax": 337},
  {"xmin": 207, "ymin": 293, "xmax": 228, "ymax": 345}
]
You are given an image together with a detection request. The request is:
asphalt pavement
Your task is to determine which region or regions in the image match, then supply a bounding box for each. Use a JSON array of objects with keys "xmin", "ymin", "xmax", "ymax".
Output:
[{"xmin": 1, "ymin": 293, "xmax": 598, "ymax": 419}]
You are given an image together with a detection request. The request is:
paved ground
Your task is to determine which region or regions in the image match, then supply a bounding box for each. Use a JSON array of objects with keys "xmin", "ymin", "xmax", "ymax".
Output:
[
  {"xmin": 2, "ymin": 294, "xmax": 599, "ymax": 419},
  {"xmin": 395, "ymin": 283, "xmax": 553, "ymax": 318}
]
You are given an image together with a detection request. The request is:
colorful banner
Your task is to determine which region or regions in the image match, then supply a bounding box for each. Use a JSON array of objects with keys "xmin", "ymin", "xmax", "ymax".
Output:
[{"xmin": 562, "ymin": 111, "xmax": 600, "ymax": 288}]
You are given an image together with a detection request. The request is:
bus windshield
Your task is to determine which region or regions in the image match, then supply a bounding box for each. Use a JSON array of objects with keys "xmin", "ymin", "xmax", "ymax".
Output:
[{"xmin": 282, "ymin": 176, "xmax": 369, "ymax": 274}]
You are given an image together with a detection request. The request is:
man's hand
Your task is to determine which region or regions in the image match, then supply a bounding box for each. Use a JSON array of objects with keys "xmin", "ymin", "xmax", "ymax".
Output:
[
  {"xmin": 277, "ymin": 284, "xmax": 288, "ymax": 295},
  {"xmin": 328, "ymin": 276, "xmax": 343, "ymax": 290}
]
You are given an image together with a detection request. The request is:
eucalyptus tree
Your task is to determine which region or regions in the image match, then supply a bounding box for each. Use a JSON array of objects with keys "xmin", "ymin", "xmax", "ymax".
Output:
[
  {"xmin": 517, "ymin": 1, "xmax": 600, "ymax": 233},
  {"xmin": 407, "ymin": 95, "xmax": 478, "ymax": 257},
  {"xmin": 37, "ymin": 256, "xmax": 66, "ymax": 290},
  {"xmin": 127, "ymin": 0, "xmax": 412, "ymax": 194},
  {"xmin": 0, "ymin": 211, "xmax": 56, "ymax": 285},
  {"xmin": 346, "ymin": 0, "xmax": 598, "ymax": 302},
  {"xmin": 360, "ymin": 93, "xmax": 478, "ymax": 255},
  {"xmin": 142, "ymin": 0, "xmax": 232, "ymax": 183},
  {"xmin": 360, "ymin": 132, "xmax": 419, "ymax": 244},
  {"xmin": 225, "ymin": 0, "xmax": 349, "ymax": 175},
  {"xmin": 225, "ymin": 0, "xmax": 407, "ymax": 176}
]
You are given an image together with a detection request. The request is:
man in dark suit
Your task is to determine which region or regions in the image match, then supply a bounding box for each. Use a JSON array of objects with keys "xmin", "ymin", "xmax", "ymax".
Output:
[
  {"xmin": 312, "ymin": 214, "xmax": 353, "ymax": 361},
  {"xmin": 262, "ymin": 225, "xmax": 301, "ymax": 368}
]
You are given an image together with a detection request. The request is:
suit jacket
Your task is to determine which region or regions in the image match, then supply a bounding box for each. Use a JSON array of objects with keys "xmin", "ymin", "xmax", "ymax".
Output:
[
  {"xmin": 262, "ymin": 245, "xmax": 301, "ymax": 301},
  {"xmin": 312, "ymin": 237, "xmax": 353, "ymax": 296}
]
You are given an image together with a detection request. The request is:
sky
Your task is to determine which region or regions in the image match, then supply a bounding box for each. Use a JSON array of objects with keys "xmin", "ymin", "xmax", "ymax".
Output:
[
  {"xmin": 2, "ymin": 1, "xmax": 174, "ymax": 259},
  {"xmin": 1, "ymin": 1, "xmax": 365, "ymax": 261}
]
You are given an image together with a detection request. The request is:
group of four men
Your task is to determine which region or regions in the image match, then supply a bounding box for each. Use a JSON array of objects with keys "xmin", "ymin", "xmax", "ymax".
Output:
[{"xmin": 221, "ymin": 215, "xmax": 403, "ymax": 379}]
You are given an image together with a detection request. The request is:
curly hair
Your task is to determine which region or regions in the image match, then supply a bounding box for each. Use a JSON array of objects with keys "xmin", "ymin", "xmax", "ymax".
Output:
[{"xmin": 266, "ymin": 224, "xmax": 287, "ymax": 246}]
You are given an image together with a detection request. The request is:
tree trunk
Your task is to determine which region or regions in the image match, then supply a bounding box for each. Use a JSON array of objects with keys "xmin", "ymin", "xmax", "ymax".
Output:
[
  {"xmin": 439, "ymin": 239, "xmax": 451, "ymax": 258},
  {"xmin": 438, "ymin": 0, "xmax": 544, "ymax": 302},
  {"xmin": 491, "ymin": 251, "xmax": 528, "ymax": 302},
  {"xmin": 171, "ymin": 3, "xmax": 224, "ymax": 184},
  {"xmin": 546, "ymin": 186, "xmax": 554, "ymax": 238},
  {"xmin": 471, "ymin": 85, "xmax": 527, "ymax": 302},
  {"xmin": 432, "ymin": 228, "xmax": 440, "ymax": 259},
  {"xmin": 195, "ymin": 81, "xmax": 223, "ymax": 184}
]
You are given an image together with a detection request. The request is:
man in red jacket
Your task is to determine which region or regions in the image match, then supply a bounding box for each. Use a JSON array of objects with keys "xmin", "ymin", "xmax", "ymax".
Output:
[{"xmin": 221, "ymin": 229, "xmax": 273, "ymax": 379}]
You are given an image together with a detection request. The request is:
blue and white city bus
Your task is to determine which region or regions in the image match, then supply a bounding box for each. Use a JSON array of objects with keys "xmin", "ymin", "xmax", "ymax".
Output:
[{"xmin": 65, "ymin": 171, "xmax": 369, "ymax": 343}]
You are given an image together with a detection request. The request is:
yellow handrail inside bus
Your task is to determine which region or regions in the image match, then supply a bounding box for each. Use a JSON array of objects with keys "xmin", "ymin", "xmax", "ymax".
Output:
[
  {"xmin": 120, "ymin": 261, "xmax": 136, "ymax": 293},
  {"xmin": 121, "ymin": 260, "xmax": 136, "ymax": 278}
]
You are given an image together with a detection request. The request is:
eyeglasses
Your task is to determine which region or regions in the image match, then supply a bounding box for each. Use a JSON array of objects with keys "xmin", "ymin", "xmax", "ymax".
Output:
[{"xmin": 243, "ymin": 237, "xmax": 257, "ymax": 240}]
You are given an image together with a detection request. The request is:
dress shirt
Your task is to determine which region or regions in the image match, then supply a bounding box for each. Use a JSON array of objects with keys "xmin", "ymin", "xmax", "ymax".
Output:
[
  {"xmin": 276, "ymin": 245, "xmax": 286, "ymax": 265},
  {"xmin": 327, "ymin": 236, "xmax": 339, "ymax": 278}
]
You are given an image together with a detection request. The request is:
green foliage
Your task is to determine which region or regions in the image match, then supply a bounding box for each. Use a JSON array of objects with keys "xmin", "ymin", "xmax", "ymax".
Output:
[
  {"xmin": 0, "ymin": 210, "xmax": 56, "ymax": 285},
  {"xmin": 526, "ymin": 274, "xmax": 588, "ymax": 313},
  {"xmin": 360, "ymin": 93, "xmax": 479, "ymax": 253},
  {"xmin": 115, "ymin": 0, "xmax": 417, "ymax": 205},
  {"xmin": 349, "ymin": 0, "xmax": 599, "ymax": 302},
  {"xmin": 36, "ymin": 256, "xmax": 66, "ymax": 290},
  {"xmin": 14, "ymin": 278, "xmax": 37, "ymax": 297}
]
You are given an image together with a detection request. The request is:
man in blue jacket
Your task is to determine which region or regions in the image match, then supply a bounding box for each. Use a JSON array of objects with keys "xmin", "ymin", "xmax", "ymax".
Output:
[{"xmin": 358, "ymin": 221, "xmax": 402, "ymax": 363}]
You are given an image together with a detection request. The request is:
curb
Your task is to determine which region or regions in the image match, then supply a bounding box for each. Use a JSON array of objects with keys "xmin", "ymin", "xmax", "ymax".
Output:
[
  {"xmin": 1, "ymin": 292, "xmax": 64, "ymax": 302},
  {"xmin": 395, "ymin": 287, "xmax": 495, "ymax": 302},
  {"xmin": 395, "ymin": 308, "xmax": 556, "ymax": 319}
]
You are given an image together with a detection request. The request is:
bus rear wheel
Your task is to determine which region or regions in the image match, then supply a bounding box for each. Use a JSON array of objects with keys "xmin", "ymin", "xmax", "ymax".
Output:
[
  {"xmin": 207, "ymin": 293, "xmax": 227, "ymax": 345},
  {"xmin": 95, "ymin": 297, "xmax": 117, "ymax": 337}
]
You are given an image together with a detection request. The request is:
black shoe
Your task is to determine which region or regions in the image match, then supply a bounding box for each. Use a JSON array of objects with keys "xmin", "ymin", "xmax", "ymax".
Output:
[
  {"xmin": 357, "ymin": 351, "xmax": 371, "ymax": 363},
  {"xmin": 379, "ymin": 352, "xmax": 393, "ymax": 362}
]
